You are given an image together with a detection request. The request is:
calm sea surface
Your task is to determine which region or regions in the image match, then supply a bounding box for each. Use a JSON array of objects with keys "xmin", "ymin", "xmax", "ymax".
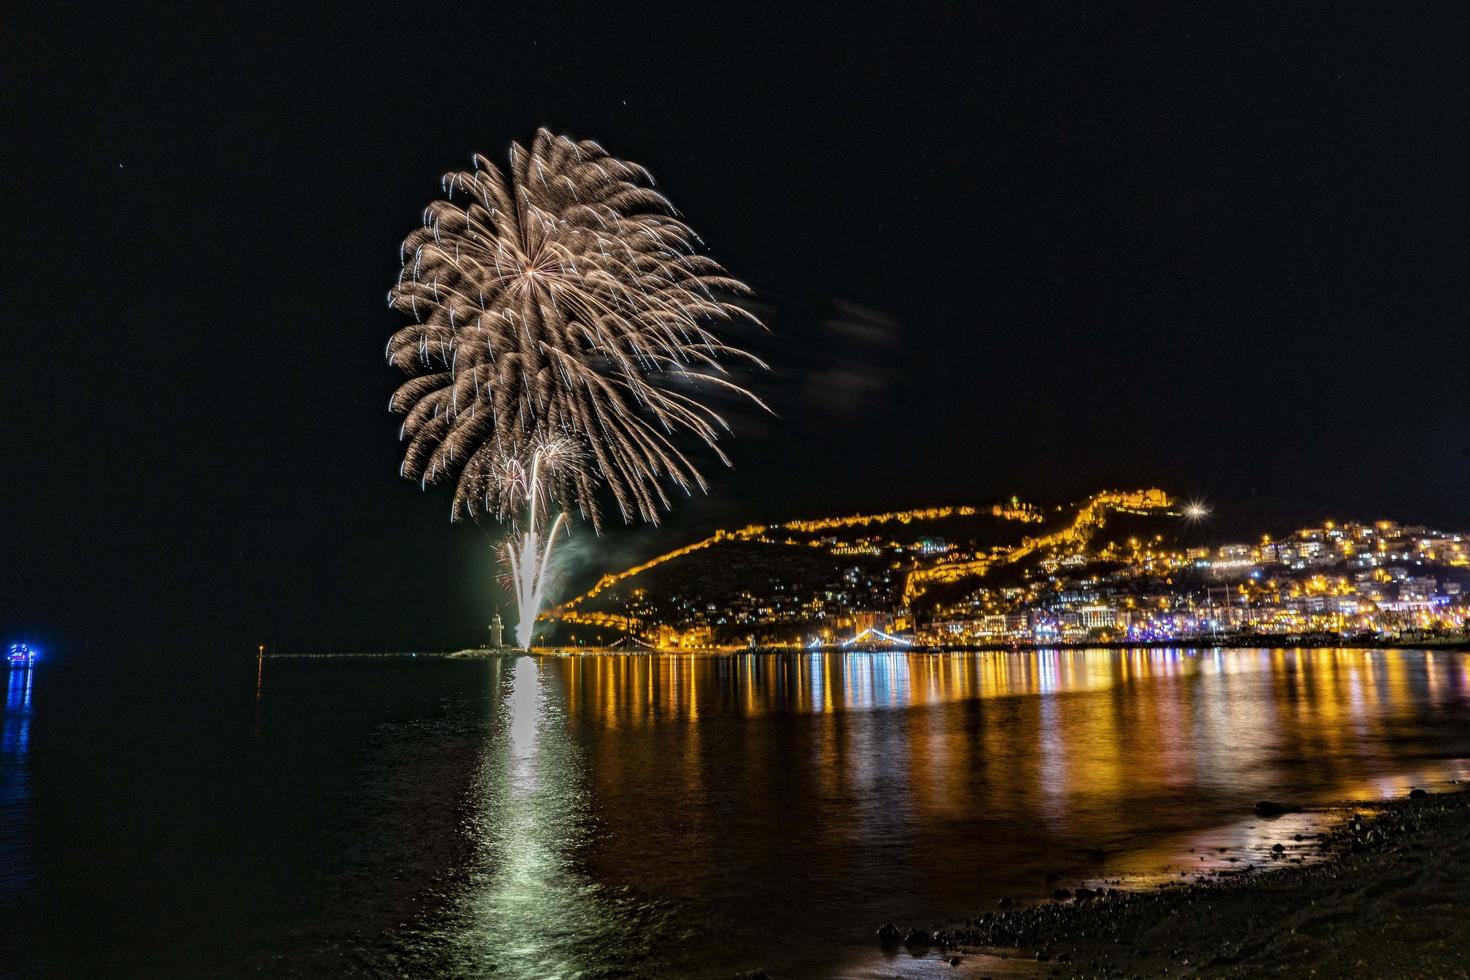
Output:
[{"xmin": 3, "ymin": 648, "xmax": 1469, "ymax": 977}]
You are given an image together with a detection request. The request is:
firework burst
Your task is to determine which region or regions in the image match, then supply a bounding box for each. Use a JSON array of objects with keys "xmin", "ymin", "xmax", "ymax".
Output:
[{"xmin": 387, "ymin": 128, "xmax": 769, "ymax": 529}]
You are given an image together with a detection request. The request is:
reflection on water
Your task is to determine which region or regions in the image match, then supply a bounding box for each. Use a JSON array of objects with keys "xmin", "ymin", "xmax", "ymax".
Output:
[
  {"xmin": 1, "ymin": 666, "xmax": 35, "ymax": 924},
  {"xmin": 540, "ymin": 648, "xmax": 1470, "ymax": 975},
  {"xmin": 393, "ymin": 648, "xmax": 1470, "ymax": 978},
  {"xmin": 562, "ymin": 649, "xmax": 1469, "ymax": 799},
  {"xmin": 3, "ymin": 666, "xmax": 32, "ymax": 752},
  {"xmin": 7, "ymin": 649, "xmax": 1469, "ymax": 978},
  {"xmin": 427, "ymin": 657, "xmax": 671, "ymax": 978}
]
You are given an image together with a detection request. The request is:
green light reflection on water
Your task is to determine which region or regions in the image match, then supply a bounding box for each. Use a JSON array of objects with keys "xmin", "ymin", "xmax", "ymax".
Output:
[{"xmin": 441, "ymin": 656, "xmax": 671, "ymax": 979}]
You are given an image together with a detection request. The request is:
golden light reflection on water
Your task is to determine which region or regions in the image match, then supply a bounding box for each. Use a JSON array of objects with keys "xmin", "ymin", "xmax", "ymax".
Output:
[
  {"xmin": 559, "ymin": 649, "xmax": 1468, "ymax": 920},
  {"xmin": 450, "ymin": 649, "xmax": 1470, "ymax": 977},
  {"xmin": 558, "ymin": 650, "xmax": 1469, "ymax": 797}
]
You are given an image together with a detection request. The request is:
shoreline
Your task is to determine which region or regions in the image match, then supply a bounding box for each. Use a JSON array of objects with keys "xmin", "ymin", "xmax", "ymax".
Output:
[
  {"xmin": 541, "ymin": 637, "xmax": 1470, "ymax": 655},
  {"xmin": 877, "ymin": 787, "xmax": 1470, "ymax": 977},
  {"xmin": 537, "ymin": 635, "xmax": 1470, "ymax": 655},
  {"xmin": 258, "ymin": 639, "xmax": 1470, "ymax": 660}
]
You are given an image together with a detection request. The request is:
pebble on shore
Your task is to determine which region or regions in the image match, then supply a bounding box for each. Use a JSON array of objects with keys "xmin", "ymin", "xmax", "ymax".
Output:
[{"xmin": 877, "ymin": 788, "xmax": 1470, "ymax": 977}]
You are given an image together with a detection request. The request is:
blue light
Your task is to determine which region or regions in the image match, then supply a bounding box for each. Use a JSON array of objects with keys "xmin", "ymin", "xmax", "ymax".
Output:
[{"xmin": 6, "ymin": 643, "xmax": 37, "ymax": 668}]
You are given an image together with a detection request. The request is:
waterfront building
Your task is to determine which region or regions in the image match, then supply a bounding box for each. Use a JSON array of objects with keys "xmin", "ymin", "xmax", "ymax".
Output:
[{"xmin": 1078, "ymin": 604, "xmax": 1117, "ymax": 630}]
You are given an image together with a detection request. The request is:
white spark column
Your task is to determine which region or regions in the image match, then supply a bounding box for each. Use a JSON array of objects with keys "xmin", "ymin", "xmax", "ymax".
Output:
[{"xmin": 503, "ymin": 447, "xmax": 568, "ymax": 649}]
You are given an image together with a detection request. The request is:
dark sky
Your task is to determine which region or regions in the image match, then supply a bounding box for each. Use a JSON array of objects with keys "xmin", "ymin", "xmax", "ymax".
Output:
[{"xmin": 4, "ymin": 2, "xmax": 1469, "ymax": 653}]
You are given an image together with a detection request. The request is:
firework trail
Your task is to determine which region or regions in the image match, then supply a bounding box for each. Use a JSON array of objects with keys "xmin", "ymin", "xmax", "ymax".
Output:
[{"xmin": 386, "ymin": 129, "xmax": 769, "ymax": 645}]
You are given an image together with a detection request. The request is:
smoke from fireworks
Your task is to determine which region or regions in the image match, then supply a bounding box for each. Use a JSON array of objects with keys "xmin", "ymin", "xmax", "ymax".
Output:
[{"xmin": 386, "ymin": 129, "xmax": 769, "ymax": 645}]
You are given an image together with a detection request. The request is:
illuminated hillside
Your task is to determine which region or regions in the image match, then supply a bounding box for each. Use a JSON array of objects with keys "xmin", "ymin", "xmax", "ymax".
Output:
[{"xmin": 539, "ymin": 489, "xmax": 1176, "ymax": 644}]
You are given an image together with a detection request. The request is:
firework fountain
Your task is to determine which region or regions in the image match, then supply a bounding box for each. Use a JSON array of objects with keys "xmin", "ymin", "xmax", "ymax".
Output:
[
  {"xmin": 504, "ymin": 512, "xmax": 564, "ymax": 649},
  {"xmin": 500, "ymin": 440, "xmax": 572, "ymax": 648},
  {"xmin": 385, "ymin": 129, "xmax": 769, "ymax": 648}
]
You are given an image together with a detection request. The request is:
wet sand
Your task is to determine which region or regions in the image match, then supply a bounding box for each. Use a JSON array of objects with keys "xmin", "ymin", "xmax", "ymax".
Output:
[{"xmin": 875, "ymin": 788, "xmax": 1470, "ymax": 978}]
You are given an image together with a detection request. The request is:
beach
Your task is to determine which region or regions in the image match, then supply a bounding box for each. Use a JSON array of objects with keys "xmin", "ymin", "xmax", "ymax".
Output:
[{"xmin": 888, "ymin": 788, "xmax": 1470, "ymax": 978}]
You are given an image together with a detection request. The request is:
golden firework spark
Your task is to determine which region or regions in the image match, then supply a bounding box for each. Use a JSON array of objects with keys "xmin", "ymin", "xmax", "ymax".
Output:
[{"xmin": 387, "ymin": 129, "xmax": 769, "ymax": 528}]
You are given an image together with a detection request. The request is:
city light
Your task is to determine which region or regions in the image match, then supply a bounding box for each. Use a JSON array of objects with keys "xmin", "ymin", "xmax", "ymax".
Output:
[
  {"xmin": 841, "ymin": 627, "xmax": 912, "ymax": 647},
  {"xmin": 6, "ymin": 643, "xmax": 37, "ymax": 668},
  {"xmin": 537, "ymin": 490, "xmax": 1468, "ymax": 651}
]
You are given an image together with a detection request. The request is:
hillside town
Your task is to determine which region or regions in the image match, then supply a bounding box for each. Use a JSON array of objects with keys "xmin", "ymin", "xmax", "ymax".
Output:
[
  {"xmin": 541, "ymin": 492, "xmax": 1470, "ymax": 650},
  {"xmin": 923, "ymin": 517, "xmax": 1469, "ymax": 646}
]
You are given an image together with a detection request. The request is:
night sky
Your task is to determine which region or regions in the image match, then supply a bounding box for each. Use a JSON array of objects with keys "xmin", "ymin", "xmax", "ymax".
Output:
[{"xmin": 5, "ymin": 3, "xmax": 1469, "ymax": 653}]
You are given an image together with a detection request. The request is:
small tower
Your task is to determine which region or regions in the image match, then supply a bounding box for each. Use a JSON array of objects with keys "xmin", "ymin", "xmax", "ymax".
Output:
[{"xmin": 488, "ymin": 613, "xmax": 505, "ymax": 648}]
